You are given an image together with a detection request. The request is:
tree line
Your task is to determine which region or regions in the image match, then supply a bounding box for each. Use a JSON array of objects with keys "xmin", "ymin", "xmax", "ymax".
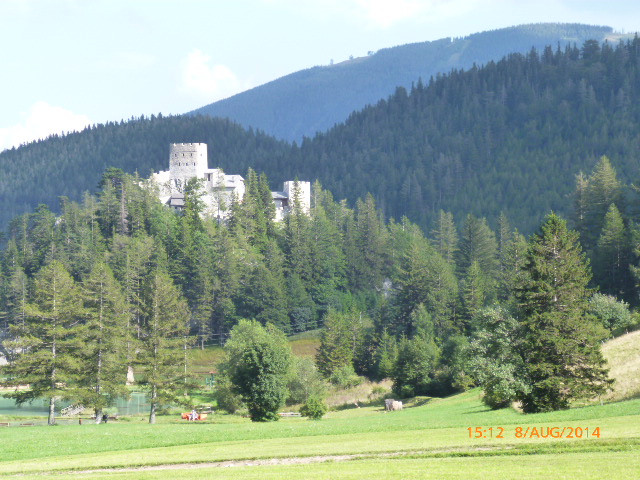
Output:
[{"xmin": 2, "ymin": 155, "xmax": 638, "ymax": 420}]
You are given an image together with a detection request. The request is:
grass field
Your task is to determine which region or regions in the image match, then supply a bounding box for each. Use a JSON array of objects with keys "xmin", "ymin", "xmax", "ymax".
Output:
[
  {"xmin": 187, "ymin": 330, "xmax": 320, "ymax": 375},
  {"xmin": 1, "ymin": 330, "xmax": 638, "ymax": 479},
  {"xmin": 601, "ymin": 329, "xmax": 640, "ymax": 402},
  {"xmin": 0, "ymin": 389, "xmax": 638, "ymax": 479}
]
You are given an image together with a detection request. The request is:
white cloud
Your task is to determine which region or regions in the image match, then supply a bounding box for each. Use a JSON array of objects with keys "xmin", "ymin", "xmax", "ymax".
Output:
[
  {"xmin": 0, "ymin": 102, "xmax": 91, "ymax": 151},
  {"xmin": 179, "ymin": 49, "xmax": 243, "ymax": 100}
]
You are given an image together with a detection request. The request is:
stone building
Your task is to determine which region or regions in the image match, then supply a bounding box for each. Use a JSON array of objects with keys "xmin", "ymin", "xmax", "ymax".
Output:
[{"xmin": 151, "ymin": 143, "xmax": 310, "ymax": 220}]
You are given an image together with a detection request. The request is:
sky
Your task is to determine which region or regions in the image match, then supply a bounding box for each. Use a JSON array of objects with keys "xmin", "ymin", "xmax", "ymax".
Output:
[{"xmin": 1, "ymin": 0, "xmax": 639, "ymax": 152}]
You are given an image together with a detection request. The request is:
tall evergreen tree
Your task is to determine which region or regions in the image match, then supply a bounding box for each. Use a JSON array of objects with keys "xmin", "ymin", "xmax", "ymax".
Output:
[
  {"xmin": 515, "ymin": 214, "xmax": 612, "ymax": 412},
  {"xmin": 80, "ymin": 262, "xmax": 130, "ymax": 423},
  {"xmin": 2, "ymin": 261, "xmax": 83, "ymax": 425},
  {"xmin": 138, "ymin": 269, "xmax": 192, "ymax": 424},
  {"xmin": 457, "ymin": 214, "xmax": 498, "ymax": 301},
  {"xmin": 393, "ymin": 232, "xmax": 458, "ymax": 339},
  {"xmin": 431, "ymin": 210, "xmax": 458, "ymax": 266},
  {"xmin": 578, "ymin": 156, "xmax": 624, "ymax": 252},
  {"xmin": 594, "ymin": 203, "xmax": 632, "ymax": 299},
  {"xmin": 315, "ymin": 309, "xmax": 364, "ymax": 377},
  {"xmin": 460, "ymin": 260, "xmax": 486, "ymax": 326}
]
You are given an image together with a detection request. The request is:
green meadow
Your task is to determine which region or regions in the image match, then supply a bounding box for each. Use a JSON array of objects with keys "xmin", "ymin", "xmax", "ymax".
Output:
[{"xmin": 0, "ymin": 389, "xmax": 638, "ymax": 479}]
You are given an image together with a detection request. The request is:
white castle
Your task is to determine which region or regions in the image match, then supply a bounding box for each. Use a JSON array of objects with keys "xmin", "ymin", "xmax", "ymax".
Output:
[{"xmin": 151, "ymin": 143, "xmax": 310, "ymax": 221}]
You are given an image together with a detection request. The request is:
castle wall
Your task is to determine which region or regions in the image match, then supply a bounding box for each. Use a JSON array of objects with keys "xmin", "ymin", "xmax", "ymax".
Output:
[
  {"xmin": 152, "ymin": 143, "xmax": 309, "ymax": 223},
  {"xmin": 169, "ymin": 143, "xmax": 208, "ymax": 194}
]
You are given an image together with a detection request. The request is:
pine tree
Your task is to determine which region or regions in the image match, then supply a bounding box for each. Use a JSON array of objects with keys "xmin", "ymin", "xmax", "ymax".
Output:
[
  {"xmin": 2, "ymin": 261, "xmax": 83, "ymax": 425},
  {"xmin": 2, "ymin": 266, "xmax": 28, "ymax": 350},
  {"xmin": 457, "ymin": 214, "xmax": 498, "ymax": 301},
  {"xmin": 80, "ymin": 262, "xmax": 130, "ymax": 423},
  {"xmin": 307, "ymin": 193, "xmax": 345, "ymax": 315},
  {"xmin": 515, "ymin": 214, "xmax": 612, "ymax": 412},
  {"xmin": 579, "ymin": 156, "xmax": 624, "ymax": 252},
  {"xmin": 316, "ymin": 309, "xmax": 359, "ymax": 377},
  {"xmin": 593, "ymin": 203, "xmax": 631, "ymax": 299},
  {"xmin": 431, "ymin": 210, "xmax": 458, "ymax": 266},
  {"xmin": 497, "ymin": 229, "xmax": 528, "ymax": 302},
  {"xmin": 394, "ymin": 234, "xmax": 457, "ymax": 339},
  {"xmin": 373, "ymin": 329, "xmax": 398, "ymax": 380},
  {"xmin": 109, "ymin": 233, "xmax": 156, "ymax": 383},
  {"xmin": 461, "ymin": 260, "xmax": 486, "ymax": 326},
  {"xmin": 284, "ymin": 180, "xmax": 312, "ymax": 285},
  {"xmin": 138, "ymin": 269, "xmax": 192, "ymax": 424},
  {"xmin": 352, "ymin": 194, "xmax": 388, "ymax": 290}
]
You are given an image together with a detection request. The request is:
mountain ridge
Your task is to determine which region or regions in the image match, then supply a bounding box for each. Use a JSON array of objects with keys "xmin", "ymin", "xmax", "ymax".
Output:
[{"xmin": 189, "ymin": 23, "xmax": 616, "ymax": 141}]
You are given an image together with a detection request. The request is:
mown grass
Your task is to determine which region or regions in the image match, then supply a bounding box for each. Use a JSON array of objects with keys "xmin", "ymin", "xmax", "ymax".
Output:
[
  {"xmin": 2, "ymin": 328, "xmax": 637, "ymax": 479},
  {"xmin": 0, "ymin": 389, "xmax": 639, "ymax": 478}
]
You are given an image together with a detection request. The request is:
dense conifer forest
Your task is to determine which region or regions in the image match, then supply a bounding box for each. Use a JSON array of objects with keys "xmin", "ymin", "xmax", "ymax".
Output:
[
  {"xmin": 1, "ymin": 37, "xmax": 640, "ymax": 235},
  {"xmin": 191, "ymin": 23, "xmax": 614, "ymax": 141},
  {"xmin": 0, "ymin": 157, "xmax": 638, "ymax": 415}
]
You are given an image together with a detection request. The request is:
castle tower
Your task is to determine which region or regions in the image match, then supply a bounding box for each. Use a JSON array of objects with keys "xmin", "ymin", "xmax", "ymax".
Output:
[{"xmin": 169, "ymin": 143, "xmax": 208, "ymax": 194}]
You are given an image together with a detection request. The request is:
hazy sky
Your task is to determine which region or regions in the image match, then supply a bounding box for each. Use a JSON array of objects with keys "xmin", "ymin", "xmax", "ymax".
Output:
[{"xmin": 1, "ymin": 0, "xmax": 639, "ymax": 151}]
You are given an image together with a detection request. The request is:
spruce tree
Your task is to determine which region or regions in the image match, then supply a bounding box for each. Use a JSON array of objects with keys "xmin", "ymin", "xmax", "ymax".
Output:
[
  {"xmin": 594, "ymin": 203, "xmax": 631, "ymax": 299},
  {"xmin": 431, "ymin": 210, "xmax": 458, "ymax": 266},
  {"xmin": 394, "ymin": 235, "xmax": 457, "ymax": 339},
  {"xmin": 515, "ymin": 214, "xmax": 612, "ymax": 412},
  {"xmin": 316, "ymin": 309, "xmax": 359, "ymax": 377},
  {"xmin": 460, "ymin": 260, "xmax": 486, "ymax": 326},
  {"xmin": 497, "ymin": 229, "xmax": 528, "ymax": 302},
  {"xmin": 457, "ymin": 214, "xmax": 498, "ymax": 301},
  {"xmin": 578, "ymin": 156, "xmax": 624, "ymax": 252}
]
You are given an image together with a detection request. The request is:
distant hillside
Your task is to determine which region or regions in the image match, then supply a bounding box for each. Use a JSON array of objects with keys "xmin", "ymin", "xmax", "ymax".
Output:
[
  {"xmin": 286, "ymin": 37, "xmax": 640, "ymax": 232},
  {"xmin": 0, "ymin": 116, "xmax": 289, "ymax": 230},
  {"xmin": 190, "ymin": 23, "xmax": 616, "ymax": 141},
  {"xmin": 2, "ymin": 36, "xmax": 640, "ymax": 235}
]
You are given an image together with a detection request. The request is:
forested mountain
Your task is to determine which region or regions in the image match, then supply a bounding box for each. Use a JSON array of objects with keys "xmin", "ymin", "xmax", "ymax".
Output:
[
  {"xmin": 189, "ymin": 23, "xmax": 616, "ymax": 141},
  {"xmin": 0, "ymin": 116, "xmax": 290, "ymax": 230},
  {"xmin": 2, "ymin": 35, "xmax": 640, "ymax": 235},
  {"xmin": 289, "ymin": 37, "xmax": 640, "ymax": 232}
]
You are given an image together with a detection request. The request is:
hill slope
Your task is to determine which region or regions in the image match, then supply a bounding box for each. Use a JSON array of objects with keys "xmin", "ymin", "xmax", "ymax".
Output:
[
  {"xmin": 602, "ymin": 330, "xmax": 640, "ymax": 402},
  {"xmin": 0, "ymin": 115, "xmax": 289, "ymax": 230},
  {"xmin": 190, "ymin": 23, "xmax": 616, "ymax": 141}
]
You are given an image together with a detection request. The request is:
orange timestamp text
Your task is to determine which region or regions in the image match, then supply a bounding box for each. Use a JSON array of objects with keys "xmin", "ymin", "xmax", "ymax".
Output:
[{"xmin": 467, "ymin": 426, "xmax": 601, "ymax": 439}]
